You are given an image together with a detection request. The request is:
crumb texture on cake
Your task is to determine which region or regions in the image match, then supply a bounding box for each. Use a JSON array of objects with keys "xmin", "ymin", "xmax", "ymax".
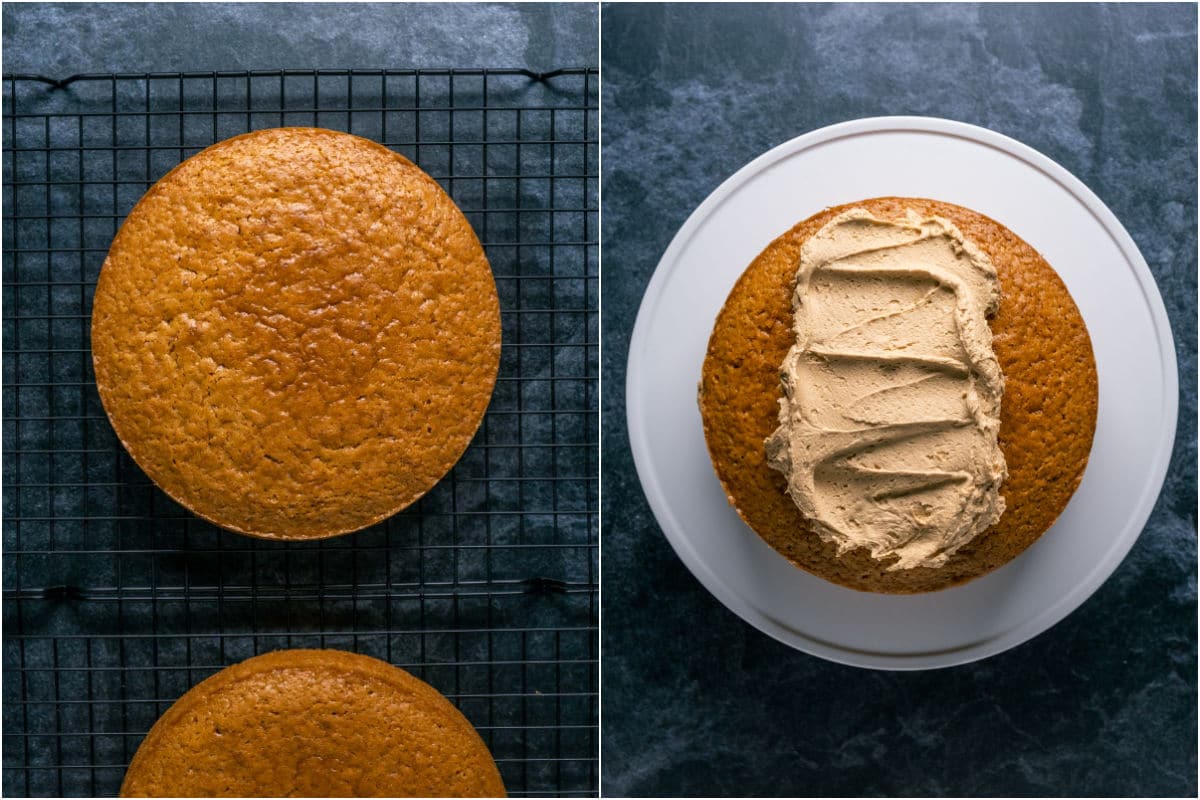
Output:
[
  {"xmin": 120, "ymin": 649, "xmax": 507, "ymax": 798},
  {"xmin": 699, "ymin": 197, "xmax": 1098, "ymax": 593},
  {"xmin": 91, "ymin": 127, "xmax": 502, "ymax": 539}
]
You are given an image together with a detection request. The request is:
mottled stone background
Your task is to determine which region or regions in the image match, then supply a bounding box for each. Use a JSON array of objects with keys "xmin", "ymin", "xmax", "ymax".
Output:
[
  {"xmin": 601, "ymin": 3, "xmax": 1196, "ymax": 797},
  {"xmin": 3, "ymin": 2, "xmax": 597, "ymax": 74}
]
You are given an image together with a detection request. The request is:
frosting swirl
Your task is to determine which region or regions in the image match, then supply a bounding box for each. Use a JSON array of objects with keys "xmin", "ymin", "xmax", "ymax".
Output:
[{"xmin": 765, "ymin": 208, "xmax": 1007, "ymax": 571}]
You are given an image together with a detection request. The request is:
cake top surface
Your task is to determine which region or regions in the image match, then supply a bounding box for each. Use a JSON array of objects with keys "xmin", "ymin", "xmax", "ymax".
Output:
[
  {"xmin": 92, "ymin": 127, "xmax": 501, "ymax": 539},
  {"xmin": 699, "ymin": 196, "xmax": 1097, "ymax": 593},
  {"xmin": 120, "ymin": 648, "xmax": 506, "ymax": 798}
]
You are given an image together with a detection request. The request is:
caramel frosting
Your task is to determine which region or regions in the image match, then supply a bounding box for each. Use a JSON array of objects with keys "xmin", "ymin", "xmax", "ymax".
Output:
[{"xmin": 765, "ymin": 208, "xmax": 1007, "ymax": 570}]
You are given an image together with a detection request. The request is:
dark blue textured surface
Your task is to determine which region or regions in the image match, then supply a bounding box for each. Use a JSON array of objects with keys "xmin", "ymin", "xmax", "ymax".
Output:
[
  {"xmin": 601, "ymin": 4, "xmax": 1196, "ymax": 797},
  {"xmin": 3, "ymin": 2, "xmax": 597, "ymax": 74}
]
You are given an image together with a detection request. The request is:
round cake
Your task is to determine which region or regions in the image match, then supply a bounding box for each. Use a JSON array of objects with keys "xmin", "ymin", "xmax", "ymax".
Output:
[
  {"xmin": 120, "ymin": 649, "xmax": 506, "ymax": 798},
  {"xmin": 699, "ymin": 197, "xmax": 1098, "ymax": 593},
  {"xmin": 92, "ymin": 127, "xmax": 501, "ymax": 540}
]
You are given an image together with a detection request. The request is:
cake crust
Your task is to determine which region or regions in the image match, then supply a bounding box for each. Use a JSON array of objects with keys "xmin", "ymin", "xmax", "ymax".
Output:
[
  {"xmin": 120, "ymin": 649, "xmax": 507, "ymax": 798},
  {"xmin": 92, "ymin": 127, "xmax": 501, "ymax": 539},
  {"xmin": 698, "ymin": 197, "xmax": 1098, "ymax": 593}
]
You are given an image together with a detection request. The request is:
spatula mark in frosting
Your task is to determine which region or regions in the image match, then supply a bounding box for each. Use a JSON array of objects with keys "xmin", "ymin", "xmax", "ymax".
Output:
[{"xmin": 766, "ymin": 209, "xmax": 1007, "ymax": 571}]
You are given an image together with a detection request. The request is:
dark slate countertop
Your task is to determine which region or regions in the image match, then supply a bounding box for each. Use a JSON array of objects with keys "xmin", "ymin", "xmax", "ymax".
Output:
[
  {"xmin": 600, "ymin": 3, "xmax": 1196, "ymax": 797},
  {"xmin": 3, "ymin": 2, "xmax": 597, "ymax": 75}
]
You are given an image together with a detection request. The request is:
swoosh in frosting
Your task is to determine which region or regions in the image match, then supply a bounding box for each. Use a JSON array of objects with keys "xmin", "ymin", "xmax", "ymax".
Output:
[{"xmin": 765, "ymin": 208, "xmax": 1007, "ymax": 571}]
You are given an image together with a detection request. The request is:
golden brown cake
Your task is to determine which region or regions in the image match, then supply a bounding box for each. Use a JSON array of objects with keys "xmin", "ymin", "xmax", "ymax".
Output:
[
  {"xmin": 120, "ymin": 649, "xmax": 506, "ymax": 798},
  {"xmin": 699, "ymin": 197, "xmax": 1098, "ymax": 593},
  {"xmin": 92, "ymin": 127, "xmax": 501, "ymax": 540}
]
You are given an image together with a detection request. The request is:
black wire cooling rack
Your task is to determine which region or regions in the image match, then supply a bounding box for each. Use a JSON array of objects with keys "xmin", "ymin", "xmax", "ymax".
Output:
[{"xmin": 2, "ymin": 68, "xmax": 598, "ymax": 798}]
